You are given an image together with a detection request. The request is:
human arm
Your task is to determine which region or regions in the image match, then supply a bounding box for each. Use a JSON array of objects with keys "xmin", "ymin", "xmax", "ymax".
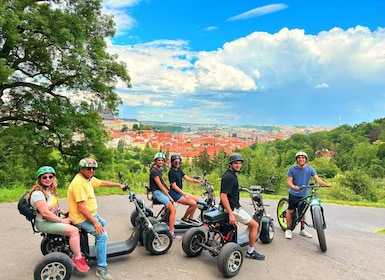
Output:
[
  {"xmin": 154, "ymin": 176, "xmax": 174, "ymax": 202},
  {"xmin": 220, "ymin": 193, "xmax": 236, "ymax": 225},
  {"xmin": 287, "ymin": 176, "xmax": 300, "ymax": 191},
  {"xmin": 77, "ymin": 200, "xmax": 105, "ymax": 234},
  {"xmin": 183, "ymin": 175, "xmax": 204, "ymax": 184},
  {"xmin": 99, "ymin": 180, "xmax": 125, "ymax": 190},
  {"xmin": 34, "ymin": 200, "xmax": 71, "ymax": 224}
]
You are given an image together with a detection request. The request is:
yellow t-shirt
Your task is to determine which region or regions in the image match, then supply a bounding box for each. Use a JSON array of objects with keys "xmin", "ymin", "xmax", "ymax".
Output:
[{"xmin": 67, "ymin": 173, "xmax": 102, "ymax": 224}]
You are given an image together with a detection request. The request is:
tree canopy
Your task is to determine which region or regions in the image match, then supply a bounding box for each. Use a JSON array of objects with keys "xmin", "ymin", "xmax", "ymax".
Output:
[{"xmin": 0, "ymin": 0, "xmax": 131, "ymax": 181}]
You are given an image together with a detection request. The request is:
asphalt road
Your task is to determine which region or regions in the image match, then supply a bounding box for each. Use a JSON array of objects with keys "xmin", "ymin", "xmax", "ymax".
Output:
[{"xmin": 1, "ymin": 194, "xmax": 385, "ymax": 280}]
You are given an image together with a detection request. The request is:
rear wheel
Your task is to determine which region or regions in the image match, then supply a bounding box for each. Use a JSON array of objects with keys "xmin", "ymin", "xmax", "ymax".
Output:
[
  {"xmin": 217, "ymin": 242, "xmax": 243, "ymax": 278},
  {"xmin": 182, "ymin": 227, "xmax": 206, "ymax": 257},
  {"xmin": 34, "ymin": 252, "xmax": 73, "ymax": 280},
  {"xmin": 40, "ymin": 235, "xmax": 69, "ymax": 256},
  {"xmin": 312, "ymin": 205, "xmax": 327, "ymax": 252},
  {"xmin": 276, "ymin": 198, "xmax": 289, "ymax": 231}
]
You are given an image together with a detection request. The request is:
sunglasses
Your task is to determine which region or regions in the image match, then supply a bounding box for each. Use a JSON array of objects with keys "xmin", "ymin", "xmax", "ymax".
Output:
[
  {"xmin": 85, "ymin": 167, "xmax": 97, "ymax": 171},
  {"xmin": 41, "ymin": 175, "xmax": 54, "ymax": 180}
]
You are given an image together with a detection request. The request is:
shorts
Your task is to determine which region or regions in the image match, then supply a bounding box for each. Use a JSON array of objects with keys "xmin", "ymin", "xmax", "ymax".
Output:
[
  {"xmin": 169, "ymin": 188, "xmax": 182, "ymax": 202},
  {"xmin": 36, "ymin": 219, "xmax": 68, "ymax": 235},
  {"xmin": 288, "ymin": 193, "xmax": 305, "ymax": 210},
  {"xmin": 232, "ymin": 207, "xmax": 252, "ymax": 224},
  {"xmin": 152, "ymin": 190, "xmax": 171, "ymax": 206}
]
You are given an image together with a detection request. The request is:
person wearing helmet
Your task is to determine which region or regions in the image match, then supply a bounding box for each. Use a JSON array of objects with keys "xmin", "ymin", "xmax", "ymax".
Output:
[
  {"xmin": 168, "ymin": 154, "xmax": 204, "ymax": 224},
  {"xmin": 149, "ymin": 152, "xmax": 182, "ymax": 240},
  {"xmin": 220, "ymin": 153, "xmax": 265, "ymax": 260},
  {"xmin": 67, "ymin": 157, "xmax": 125, "ymax": 280},
  {"xmin": 28, "ymin": 166, "xmax": 90, "ymax": 273},
  {"xmin": 285, "ymin": 151, "xmax": 332, "ymax": 240}
]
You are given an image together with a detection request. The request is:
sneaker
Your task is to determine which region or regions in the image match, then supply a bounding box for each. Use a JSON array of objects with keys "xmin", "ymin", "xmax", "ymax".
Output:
[
  {"xmin": 96, "ymin": 266, "xmax": 112, "ymax": 280},
  {"xmin": 172, "ymin": 232, "xmax": 182, "ymax": 240},
  {"xmin": 181, "ymin": 218, "xmax": 193, "ymax": 224},
  {"xmin": 72, "ymin": 256, "xmax": 90, "ymax": 273},
  {"xmin": 299, "ymin": 229, "xmax": 313, "ymax": 238},
  {"xmin": 188, "ymin": 218, "xmax": 201, "ymax": 224},
  {"xmin": 285, "ymin": 229, "xmax": 292, "ymax": 239},
  {"xmin": 246, "ymin": 250, "xmax": 265, "ymax": 260}
]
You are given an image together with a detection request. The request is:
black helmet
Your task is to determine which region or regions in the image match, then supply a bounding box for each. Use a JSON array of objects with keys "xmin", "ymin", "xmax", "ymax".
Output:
[
  {"xmin": 171, "ymin": 153, "xmax": 182, "ymax": 163},
  {"xmin": 229, "ymin": 153, "xmax": 243, "ymax": 164}
]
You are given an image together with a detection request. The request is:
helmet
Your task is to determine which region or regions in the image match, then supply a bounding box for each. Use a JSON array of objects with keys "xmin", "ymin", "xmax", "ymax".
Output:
[
  {"xmin": 229, "ymin": 153, "xmax": 243, "ymax": 164},
  {"xmin": 295, "ymin": 151, "xmax": 308, "ymax": 161},
  {"xmin": 171, "ymin": 153, "xmax": 182, "ymax": 163},
  {"xmin": 79, "ymin": 158, "xmax": 98, "ymax": 169},
  {"xmin": 154, "ymin": 152, "xmax": 166, "ymax": 160},
  {"xmin": 36, "ymin": 166, "xmax": 56, "ymax": 179}
]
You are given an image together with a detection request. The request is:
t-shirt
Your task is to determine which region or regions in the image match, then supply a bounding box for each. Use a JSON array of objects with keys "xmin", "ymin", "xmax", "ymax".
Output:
[
  {"xmin": 149, "ymin": 166, "xmax": 164, "ymax": 192},
  {"xmin": 168, "ymin": 168, "xmax": 185, "ymax": 190},
  {"xmin": 30, "ymin": 190, "xmax": 59, "ymax": 222},
  {"xmin": 67, "ymin": 173, "xmax": 102, "ymax": 224},
  {"xmin": 220, "ymin": 169, "xmax": 241, "ymax": 210},
  {"xmin": 287, "ymin": 165, "xmax": 317, "ymax": 197}
]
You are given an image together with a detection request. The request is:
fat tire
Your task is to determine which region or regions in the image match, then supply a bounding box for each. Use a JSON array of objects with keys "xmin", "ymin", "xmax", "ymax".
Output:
[
  {"xmin": 182, "ymin": 227, "xmax": 206, "ymax": 257},
  {"xmin": 34, "ymin": 252, "xmax": 73, "ymax": 280},
  {"xmin": 140, "ymin": 217, "xmax": 159, "ymax": 246},
  {"xmin": 277, "ymin": 198, "xmax": 289, "ymax": 231},
  {"xmin": 259, "ymin": 219, "xmax": 275, "ymax": 243},
  {"xmin": 312, "ymin": 205, "xmax": 327, "ymax": 252},
  {"xmin": 217, "ymin": 242, "xmax": 243, "ymax": 278},
  {"xmin": 144, "ymin": 228, "xmax": 172, "ymax": 255},
  {"xmin": 40, "ymin": 235, "xmax": 68, "ymax": 256},
  {"xmin": 131, "ymin": 207, "xmax": 153, "ymax": 227}
]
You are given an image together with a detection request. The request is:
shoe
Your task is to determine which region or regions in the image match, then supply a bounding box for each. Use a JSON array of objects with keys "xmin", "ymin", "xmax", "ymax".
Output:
[
  {"xmin": 96, "ymin": 266, "xmax": 112, "ymax": 280},
  {"xmin": 188, "ymin": 218, "xmax": 201, "ymax": 224},
  {"xmin": 299, "ymin": 229, "xmax": 313, "ymax": 238},
  {"xmin": 246, "ymin": 250, "xmax": 265, "ymax": 260},
  {"xmin": 181, "ymin": 218, "xmax": 192, "ymax": 224},
  {"xmin": 172, "ymin": 232, "xmax": 182, "ymax": 240},
  {"xmin": 72, "ymin": 256, "xmax": 90, "ymax": 273},
  {"xmin": 285, "ymin": 229, "xmax": 292, "ymax": 239}
]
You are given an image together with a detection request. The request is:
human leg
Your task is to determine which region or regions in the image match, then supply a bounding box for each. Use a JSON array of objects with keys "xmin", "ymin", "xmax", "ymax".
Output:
[{"xmin": 177, "ymin": 195, "xmax": 198, "ymax": 220}]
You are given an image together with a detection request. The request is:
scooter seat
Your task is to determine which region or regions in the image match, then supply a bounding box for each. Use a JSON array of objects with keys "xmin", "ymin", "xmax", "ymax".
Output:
[
  {"xmin": 197, "ymin": 200, "xmax": 208, "ymax": 210},
  {"xmin": 203, "ymin": 209, "xmax": 228, "ymax": 223}
]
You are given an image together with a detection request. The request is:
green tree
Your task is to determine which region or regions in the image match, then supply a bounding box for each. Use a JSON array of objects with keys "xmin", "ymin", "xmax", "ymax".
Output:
[{"xmin": 0, "ymin": 0, "xmax": 131, "ymax": 175}]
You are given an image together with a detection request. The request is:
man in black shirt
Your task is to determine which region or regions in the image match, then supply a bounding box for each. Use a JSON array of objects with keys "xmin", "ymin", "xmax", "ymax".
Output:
[{"xmin": 220, "ymin": 153, "xmax": 265, "ymax": 260}]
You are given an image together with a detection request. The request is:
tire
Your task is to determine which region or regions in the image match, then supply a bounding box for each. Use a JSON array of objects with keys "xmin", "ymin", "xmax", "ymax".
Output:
[
  {"xmin": 144, "ymin": 227, "xmax": 172, "ymax": 255},
  {"xmin": 259, "ymin": 218, "xmax": 275, "ymax": 244},
  {"xmin": 140, "ymin": 217, "xmax": 159, "ymax": 246},
  {"xmin": 277, "ymin": 198, "xmax": 289, "ymax": 231},
  {"xmin": 312, "ymin": 205, "xmax": 327, "ymax": 252},
  {"xmin": 34, "ymin": 252, "xmax": 73, "ymax": 280},
  {"xmin": 217, "ymin": 242, "xmax": 244, "ymax": 278},
  {"xmin": 40, "ymin": 235, "xmax": 69, "ymax": 256},
  {"xmin": 131, "ymin": 207, "xmax": 153, "ymax": 227},
  {"xmin": 182, "ymin": 227, "xmax": 206, "ymax": 257}
]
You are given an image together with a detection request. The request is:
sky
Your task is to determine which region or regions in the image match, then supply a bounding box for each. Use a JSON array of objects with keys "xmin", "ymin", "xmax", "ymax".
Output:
[{"xmin": 101, "ymin": 0, "xmax": 385, "ymax": 127}]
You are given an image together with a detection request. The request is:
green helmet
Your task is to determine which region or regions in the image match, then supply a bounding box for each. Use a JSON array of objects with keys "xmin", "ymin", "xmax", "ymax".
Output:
[
  {"xmin": 79, "ymin": 158, "xmax": 98, "ymax": 169},
  {"xmin": 229, "ymin": 153, "xmax": 243, "ymax": 164},
  {"xmin": 36, "ymin": 166, "xmax": 56, "ymax": 179},
  {"xmin": 154, "ymin": 152, "xmax": 166, "ymax": 160}
]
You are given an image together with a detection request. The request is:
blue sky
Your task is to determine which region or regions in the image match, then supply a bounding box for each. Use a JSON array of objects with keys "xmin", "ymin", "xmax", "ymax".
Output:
[{"xmin": 102, "ymin": 0, "xmax": 385, "ymax": 127}]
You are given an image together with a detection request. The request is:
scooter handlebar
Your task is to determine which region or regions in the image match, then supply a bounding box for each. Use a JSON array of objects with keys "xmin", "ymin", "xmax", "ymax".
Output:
[{"xmin": 123, "ymin": 184, "xmax": 130, "ymax": 191}]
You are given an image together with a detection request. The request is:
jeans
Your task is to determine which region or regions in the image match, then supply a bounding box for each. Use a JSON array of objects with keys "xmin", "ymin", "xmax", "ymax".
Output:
[{"xmin": 77, "ymin": 214, "xmax": 108, "ymax": 268}]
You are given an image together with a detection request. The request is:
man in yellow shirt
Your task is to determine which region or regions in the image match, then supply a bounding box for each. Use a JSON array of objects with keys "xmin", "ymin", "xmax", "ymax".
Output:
[{"xmin": 67, "ymin": 158, "xmax": 124, "ymax": 280}]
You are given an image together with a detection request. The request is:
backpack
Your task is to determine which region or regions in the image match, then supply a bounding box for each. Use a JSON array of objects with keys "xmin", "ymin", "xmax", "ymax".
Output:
[{"xmin": 17, "ymin": 191, "xmax": 39, "ymax": 232}]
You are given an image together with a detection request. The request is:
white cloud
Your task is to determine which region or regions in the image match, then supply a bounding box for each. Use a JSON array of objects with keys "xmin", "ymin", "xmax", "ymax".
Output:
[{"xmin": 226, "ymin": 4, "xmax": 289, "ymax": 22}]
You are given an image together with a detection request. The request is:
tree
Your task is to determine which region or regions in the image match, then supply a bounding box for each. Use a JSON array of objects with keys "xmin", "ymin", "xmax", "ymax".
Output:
[{"xmin": 0, "ymin": 0, "xmax": 131, "ymax": 175}]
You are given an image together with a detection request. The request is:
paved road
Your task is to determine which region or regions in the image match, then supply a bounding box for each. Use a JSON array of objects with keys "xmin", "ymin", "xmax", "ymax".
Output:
[{"xmin": 1, "ymin": 194, "xmax": 385, "ymax": 280}]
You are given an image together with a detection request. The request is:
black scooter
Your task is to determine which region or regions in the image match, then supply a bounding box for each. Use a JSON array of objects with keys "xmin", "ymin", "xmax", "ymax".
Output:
[
  {"xmin": 130, "ymin": 175, "xmax": 216, "ymax": 231},
  {"xmin": 34, "ymin": 183, "xmax": 172, "ymax": 280}
]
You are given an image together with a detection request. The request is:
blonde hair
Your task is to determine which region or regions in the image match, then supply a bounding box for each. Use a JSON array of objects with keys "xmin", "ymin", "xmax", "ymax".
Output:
[{"xmin": 25, "ymin": 177, "xmax": 59, "ymax": 201}]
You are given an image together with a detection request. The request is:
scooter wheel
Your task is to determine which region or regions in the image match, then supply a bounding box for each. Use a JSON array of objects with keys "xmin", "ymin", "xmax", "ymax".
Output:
[
  {"xmin": 217, "ymin": 242, "xmax": 243, "ymax": 278},
  {"xmin": 182, "ymin": 227, "xmax": 205, "ymax": 257},
  {"xmin": 34, "ymin": 252, "xmax": 73, "ymax": 280},
  {"xmin": 40, "ymin": 235, "xmax": 69, "ymax": 256},
  {"xmin": 144, "ymin": 227, "xmax": 172, "ymax": 255}
]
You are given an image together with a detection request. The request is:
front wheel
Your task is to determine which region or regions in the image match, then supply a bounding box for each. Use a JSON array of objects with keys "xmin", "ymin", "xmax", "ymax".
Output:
[
  {"xmin": 217, "ymin": 242, "xmax": 244, "ymax": 278},
  {"xmin": 259, "ymin": 218, "xmax": 275, "ymax": 243},
  {"xmin": 34, "ymin": 252, "xmax": 73, "ymax": 280},
  {"xmin": 312, "ymin": 205, "xmax": 327, "ymax": 252},
  {"xmin": 144, "ymin": 226, "xmax": 172, "ymax": 255},
  {"xmin": 277, "ymin": 198, "xmax": 289, "ymax": 231},
  {"xmin": 182, "ymin": 227, "xmax": 206, "ymax": 257}
]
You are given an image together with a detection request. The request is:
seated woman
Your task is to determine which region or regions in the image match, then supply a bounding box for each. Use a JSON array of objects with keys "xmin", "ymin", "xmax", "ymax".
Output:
[
  {"xmin": 168, "ymin": 154, "xmax": 204, "ymax": 223},
  {"xmin": 27, "ymin": 166, "xmax": 90, "ymax": 273}
]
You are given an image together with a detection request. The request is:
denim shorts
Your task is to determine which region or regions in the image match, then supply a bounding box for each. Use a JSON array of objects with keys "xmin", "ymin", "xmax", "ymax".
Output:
[{"xmin": 152, "ymin": 190, "xmax": 171, "ymax": 206}]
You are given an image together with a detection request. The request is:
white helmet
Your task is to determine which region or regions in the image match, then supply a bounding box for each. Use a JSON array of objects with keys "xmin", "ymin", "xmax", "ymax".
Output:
[{"xmin": 295, "ymin": 151, "xmax": 308, "ymax": 161}]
